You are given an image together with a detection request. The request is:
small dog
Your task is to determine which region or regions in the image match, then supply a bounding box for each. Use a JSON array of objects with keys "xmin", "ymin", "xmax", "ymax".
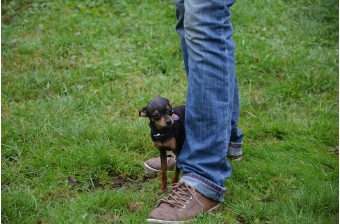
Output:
[{"xmin": 139, "ymin": 97, "xmax": 185, "ymax": 194}]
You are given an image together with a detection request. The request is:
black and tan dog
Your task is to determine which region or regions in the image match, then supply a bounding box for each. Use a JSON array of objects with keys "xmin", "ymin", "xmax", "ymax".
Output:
[{"xmin": 139, "ymin": 97, "xmax": 185, "ymax": 194}]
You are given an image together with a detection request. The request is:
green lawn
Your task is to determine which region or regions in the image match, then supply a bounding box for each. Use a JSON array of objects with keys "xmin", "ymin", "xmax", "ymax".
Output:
[{"xmin": 2, "ymin": 0, "xmax": 338, "ymax": 223}]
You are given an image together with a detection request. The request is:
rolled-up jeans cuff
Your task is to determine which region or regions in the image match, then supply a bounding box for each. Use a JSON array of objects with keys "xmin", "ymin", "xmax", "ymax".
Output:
[
  {"xmin": 228, "ymin": 142, "xmax": 243, "ymax": 156},
  {"xmin": 180, "ymin": 173, "xmax": 225, "ymax": 203}
]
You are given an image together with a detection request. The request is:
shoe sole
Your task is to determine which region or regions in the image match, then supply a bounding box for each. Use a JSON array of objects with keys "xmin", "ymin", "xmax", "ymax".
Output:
[
  {"xmin": 146, "ymin": 203, "xmax": 221, "ymax": 223},
  {"xmin": 144, "ymin": 162, "xmax": 176, "ymax": 173},
  {"xmin": 227, "ymin": 156, "xmax": 242, "ymax": 161},
  {"xmin": 144, "ymin": 162, "xmax": 161, "ymax": 172}
]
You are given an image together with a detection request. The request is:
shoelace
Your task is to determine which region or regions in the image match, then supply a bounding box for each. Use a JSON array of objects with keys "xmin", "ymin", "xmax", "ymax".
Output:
[{"xmin": 159, "ymin": 182, "xmax": 198, "ymax": 209}]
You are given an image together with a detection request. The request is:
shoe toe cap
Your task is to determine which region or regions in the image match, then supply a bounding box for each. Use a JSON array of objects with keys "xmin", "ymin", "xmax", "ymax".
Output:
[{"xmin": 148, "ymin": 205, "xmax": 180, "ymax": 222}]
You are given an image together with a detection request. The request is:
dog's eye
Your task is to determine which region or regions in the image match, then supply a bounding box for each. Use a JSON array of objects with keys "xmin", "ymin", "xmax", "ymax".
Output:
[{"xmin": 152, "ymin": 113, "xmax": 161, "ymax": 120}]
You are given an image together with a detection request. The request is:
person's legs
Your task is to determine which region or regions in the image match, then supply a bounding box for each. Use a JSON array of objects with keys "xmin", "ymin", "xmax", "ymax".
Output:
[
  {"xmin": 177, "ymin": 0, "xmax": 236, "ymax": 202},
  {"xmin": 147, "ymin": 0, "xmax": 238, "ymax": 222}
]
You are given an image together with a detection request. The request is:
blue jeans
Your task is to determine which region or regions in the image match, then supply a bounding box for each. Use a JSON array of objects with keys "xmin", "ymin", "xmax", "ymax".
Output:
[{"xmin": 174, "ymin": 0, "xmax": 243, "ymax": 202}]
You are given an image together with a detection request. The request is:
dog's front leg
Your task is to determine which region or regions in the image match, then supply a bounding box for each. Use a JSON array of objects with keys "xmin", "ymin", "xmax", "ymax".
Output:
[
  {"xmin": 157, "ymin": 149, "xmax": 167, "ymax": 195},
  {"xmin": 172, "ymin": 150, "xmax": 180, "ymax": 184},
  {"xmin": 172, "ymin": 165, "xmax": 180, "ymax": 184}
]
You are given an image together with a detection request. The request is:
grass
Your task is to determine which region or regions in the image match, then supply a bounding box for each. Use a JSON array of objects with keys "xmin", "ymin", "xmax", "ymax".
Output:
[{"xmin": 1, "ymin": 0, "xmax": 338, "ymax": 223}]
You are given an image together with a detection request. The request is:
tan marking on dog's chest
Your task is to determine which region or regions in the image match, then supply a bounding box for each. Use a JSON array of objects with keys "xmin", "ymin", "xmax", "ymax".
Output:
[{"xmin": 152, "ymin": 138, "xmax": 176, "ymax": 151}]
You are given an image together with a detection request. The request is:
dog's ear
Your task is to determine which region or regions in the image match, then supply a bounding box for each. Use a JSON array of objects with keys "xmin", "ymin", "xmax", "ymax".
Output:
[{"xmin": 139, "ymin": 107, "xmax": 148, "ymax": 117}]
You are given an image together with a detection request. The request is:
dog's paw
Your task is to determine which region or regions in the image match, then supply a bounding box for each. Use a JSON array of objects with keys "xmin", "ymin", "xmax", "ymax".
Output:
[{"xmin": 156, "ymin": 189, "xmax": 165, "ymax": 195}]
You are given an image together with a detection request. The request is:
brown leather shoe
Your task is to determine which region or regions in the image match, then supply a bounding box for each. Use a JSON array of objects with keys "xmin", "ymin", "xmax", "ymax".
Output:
[
  {"xmin": 227, "ymin": 143, "xmax": 242, "ymax": 161},
  {"xmin": 144, "ymin": 154, "xmax": 176, "ymax": 178},
  {"xmin": 147, "ymin": 182, "xmax": 220, "ymax": 223}
]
